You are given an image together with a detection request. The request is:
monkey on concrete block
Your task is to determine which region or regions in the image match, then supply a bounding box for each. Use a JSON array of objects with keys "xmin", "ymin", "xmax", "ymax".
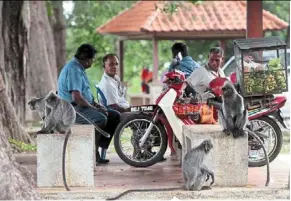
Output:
[
  {"xmin": 28, "ymin": 96, "xmax": 54, "ymax": 134},
  {"xmin": 218, "ymin": 80, "xmax": 248, "ymax": 138},
  {"xmin": 34, "ymin": 91, "xmax": 111, "ymax": 192},
  {"xmin": 28, "ymin": 97, "xmax": 51, "ymax": 121},
  {"xmin": 217, "ymin": 81, "xmax": 270, "ymax": 186}
]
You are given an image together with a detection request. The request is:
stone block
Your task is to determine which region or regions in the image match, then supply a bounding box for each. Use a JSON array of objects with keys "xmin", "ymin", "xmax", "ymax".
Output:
[
  {"xmin": 182, "ymin": 125, "xmax": 248, "ymax": 187},
  {"xmin": 37, "ymin": 125, "xmax": 95, "ymax": 187}
]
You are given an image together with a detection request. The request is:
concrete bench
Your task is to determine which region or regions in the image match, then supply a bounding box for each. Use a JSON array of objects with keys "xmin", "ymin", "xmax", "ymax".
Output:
[
  {"xmin": 182, "ymin": 125, "xmax": 248, "ymax": 187},
  {"xmin": 37, "ymin": 125, "xmax": 95, "ymax": 188}
]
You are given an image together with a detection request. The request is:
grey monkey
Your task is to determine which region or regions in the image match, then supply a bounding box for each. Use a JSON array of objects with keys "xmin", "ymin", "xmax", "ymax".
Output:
[
  {"xmin": 28, "ymin": 97, "xmax": 54, "ymax": 133},
  {"xmin": 28, "ymin": 97, "xmax": 52, "ymax": 121},
  {"xmin": 36, "ymin": 92, "xmax": 76, "ymax": 134},
  {"xmin": 182, "ymin": 139, "xmax": 214, "ymax": 190},
  {"xmin": 106, "ymin": 140, "xmax": 214, "ymax": 201},
  {"xmin": 36, "ymin": 91, "xmax": 111, "ymax": 192},
  {"xmin": 217, "ymin": 82, "xmax": 270, "ymax": 186},
  {"xmin": 33, "ymin": 92, "xmax": 110, "ymax": 138},
  {"xmin": 218, "ymin": 81, "xmax": 248, "ymax": 138}
]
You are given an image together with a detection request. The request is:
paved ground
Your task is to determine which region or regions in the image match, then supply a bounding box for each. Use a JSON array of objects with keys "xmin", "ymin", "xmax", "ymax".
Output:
[{"xmin": 15, "ymin": 150, "xmax": 290, "ymax": 200}]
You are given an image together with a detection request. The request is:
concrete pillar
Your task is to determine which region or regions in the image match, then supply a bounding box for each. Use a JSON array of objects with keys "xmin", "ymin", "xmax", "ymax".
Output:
[
  {"xmin": 220, "ymin": 40, "xmax": 226, "ymax": 65},
  {"xmin": 117, "ymin": 40, "xmax": 124, "ymax": 81},
  {"xmin": 152, "ymin": 37, "xmax": 159, "ymax": 83},
  {"xmin": 247, "ymin": 0, "xmax": 263, "ymax": 38}
]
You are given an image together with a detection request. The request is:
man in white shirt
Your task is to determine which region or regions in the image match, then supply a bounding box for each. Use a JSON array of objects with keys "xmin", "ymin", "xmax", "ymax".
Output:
[
  {"xmin": 186, "ymin": 47, "xmax": 225, "ymax": 95},
  {"xmin": 98, "ymin": 53, "xmax": 130, "ymax": 113}
]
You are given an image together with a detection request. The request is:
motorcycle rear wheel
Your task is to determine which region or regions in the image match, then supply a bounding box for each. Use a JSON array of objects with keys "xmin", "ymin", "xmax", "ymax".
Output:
[
  {"xmin": 248, "ymin": 116, "xmax": 283, "ymax": 167},
  {"xmin": 114, "ymin": 113, "xmax": 168, "ymax": 167}
]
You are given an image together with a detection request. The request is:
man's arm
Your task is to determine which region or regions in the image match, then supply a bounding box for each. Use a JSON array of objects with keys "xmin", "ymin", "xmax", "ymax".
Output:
[
  {"xmin": 71, "ymin": 91, "xmax": 94, "ymax": 108},
  {"xmin": 71, "ymin": 91, "xmax": 108, "ymax": 114},
  {"xmin": 66, "ymin": 68, "xmax": 101, "ymax": 109},
  {"xmin": 101, "ymin": 83, "xmax": 125, "ymax": 110}
]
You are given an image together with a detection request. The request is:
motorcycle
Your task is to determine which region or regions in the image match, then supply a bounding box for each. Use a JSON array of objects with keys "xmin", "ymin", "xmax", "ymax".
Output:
[{"xmin": 113, "ymin": 62, "xmax": 287, "ymax": 168}]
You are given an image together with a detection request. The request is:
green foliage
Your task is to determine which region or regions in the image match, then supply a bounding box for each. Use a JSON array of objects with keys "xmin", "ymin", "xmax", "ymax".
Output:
[
  {"xmin": 66, "ymin": 1, "xmax": 174, "ymax": 96},
  {"xmin": 8, "ymin": 138, "xmax": 37, "ymax": 152},
  {"xmin": 46, "ymin": 0, "xmax": 53, "ymax": 18},
  {"xmin": 263, "ymin": 1, "xmax": 290, "ymax": 41},
  {"xmin": 161, "ymin": 2, "xmax": 181, "ymax": 14}
]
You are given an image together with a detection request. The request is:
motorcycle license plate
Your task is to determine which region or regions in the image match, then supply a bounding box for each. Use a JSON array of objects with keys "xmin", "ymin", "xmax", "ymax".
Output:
[{"xmin": 130, "ymin": 105, "xmax": 156, "ymax": 112}]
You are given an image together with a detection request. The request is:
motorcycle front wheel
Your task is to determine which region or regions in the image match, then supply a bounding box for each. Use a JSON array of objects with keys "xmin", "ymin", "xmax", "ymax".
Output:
[
  {"xmin": 248, "ymin": 116, "xmax": 283, "ymax": 167},
  {"xmin": 114, "ymin": 113, "xmax": 168, "ymax": 167}
]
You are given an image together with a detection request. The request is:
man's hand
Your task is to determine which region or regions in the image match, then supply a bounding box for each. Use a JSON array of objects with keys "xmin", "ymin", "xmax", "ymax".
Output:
[{"xmin": 93, "ymin": 102, "xmax": 108, "ymax": 115}]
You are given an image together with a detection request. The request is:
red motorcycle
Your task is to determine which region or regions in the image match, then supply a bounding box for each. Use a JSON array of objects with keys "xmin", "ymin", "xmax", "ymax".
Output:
[{"xmin": 113, "ymin": 68, "xmax": 287, "ymax": 167}]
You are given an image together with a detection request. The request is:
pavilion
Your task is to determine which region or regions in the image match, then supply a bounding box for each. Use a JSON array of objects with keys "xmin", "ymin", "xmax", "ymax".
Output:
[{"xmin": 96, "ymin": 1, "xmax": 288, "ymax": 82}]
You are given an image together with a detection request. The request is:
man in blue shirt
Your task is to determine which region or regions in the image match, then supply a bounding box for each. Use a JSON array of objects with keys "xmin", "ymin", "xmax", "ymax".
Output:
[
  {"xmin": 168, "ymin": 42, "xmax": 200, "ymax": 96},
  {"xmin": 58, "ymin": 44, "xmax": 120, "ymax": 164},
  {"xmin": 168, "ymin": 42, "xmax": 200, "ymax": 78}
]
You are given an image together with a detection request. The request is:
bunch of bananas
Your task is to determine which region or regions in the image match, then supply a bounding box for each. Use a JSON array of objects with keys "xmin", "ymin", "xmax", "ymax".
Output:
[{"xmin": 273, "ymin": 71, "xmax": 287, "ymax": 90}]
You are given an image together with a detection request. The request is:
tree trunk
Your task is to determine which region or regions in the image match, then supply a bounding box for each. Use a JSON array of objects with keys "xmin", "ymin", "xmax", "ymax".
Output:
[
  {"xmin": 25, "ymin": 1, "xmax": 58, "ymax": 122},
  {"xmin": 51, "ymin": 1, "xmax": 67, "ymax": 74},
  {"xmin": 1, "ymin": 1, "xmax": 28, "ymax": 124},
  {"xmin": 0, "ymin": 1, "xmax": 39, "ymax": 199},
  {"xmin": 0, "ymin": 76, "xmax": 31, "ymax": 144},
  {"xmin": 0, "ymin": 1, "xmax": 31, "ymax": 144},
  {"xmin": 0, "ymin": 110, "xmax": 40, "ymax": 199}
]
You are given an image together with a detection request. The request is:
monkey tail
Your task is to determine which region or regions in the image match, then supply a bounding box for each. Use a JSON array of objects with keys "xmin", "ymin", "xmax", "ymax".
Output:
[
  {"xmin": 106, "ymin": 187, "xmax": 181, "ymax": 200},
  {"xmin": 62, "ymin": 129, "xmax": 71, "ymax": 191},
  {"xmin": 246, "ymin": 128, "xmax": 270, "ymax": 187},
  {"xmin": 75, "ymin": 111, "xmax": 110, "ymax": 138}
]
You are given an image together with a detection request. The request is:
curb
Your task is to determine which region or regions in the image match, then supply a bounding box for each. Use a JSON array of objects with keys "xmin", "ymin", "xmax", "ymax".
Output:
[{"xmin": 39, "ymin": 187, "xmax": 290, "ymax": 200}]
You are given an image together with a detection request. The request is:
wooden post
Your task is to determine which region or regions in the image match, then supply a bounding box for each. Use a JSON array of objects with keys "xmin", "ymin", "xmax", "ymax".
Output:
[
  {"xmin": 117, "ymin": 40, "xmax": 124, "ymax": 81},
  {"xmin": 219, "ymin": 40, "xmax": 226, "ymax": 66},
  {"xmin": 152, "ymin": 37, "xmax": 159, "ymax": 83},
  {"xmin": 247, "ymin": 0, "xmax": 263, "ymax": 38}
]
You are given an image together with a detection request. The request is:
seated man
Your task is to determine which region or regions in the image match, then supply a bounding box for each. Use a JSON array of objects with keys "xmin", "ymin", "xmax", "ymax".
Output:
[
  {"xmin": 186, "ymin": 47, "xmax": 226, "ymax": 95},
  {"xmin": 168, "ymin": 42, "xmax": 200, "ymax": 78},
  {"xmin": 98, "ymin": 53, "xmax": 130, "ymax": 113},
  {"xmin": 168, "ymin": 42, "xmax": 200, "ymax": 96},
  {"xmin": 99, "ymin": 53, "xmax": 168, "ymax": 161},
  {"xmin": 57, "ymin": 44, "xmax": 120, "ymax": 164},
  {"xmin": 186, "ymin": 47, "xmax": 226, "ymax": 120}
]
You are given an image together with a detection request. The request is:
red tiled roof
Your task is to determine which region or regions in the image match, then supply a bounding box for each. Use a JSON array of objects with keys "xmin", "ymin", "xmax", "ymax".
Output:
[{"xmin": 96, "ymin": 1, "xmax": 288, "ymax": 36}]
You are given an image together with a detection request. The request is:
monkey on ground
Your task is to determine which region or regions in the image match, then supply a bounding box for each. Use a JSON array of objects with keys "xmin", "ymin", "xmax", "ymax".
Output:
[
  {"xmin": 106, "ymin": 139, "xmax": 214, "ymax": 201},
  {"xmin": 182, "ymin": 139, "xmax": 214, "ymax": 190},
  {"xmin": 217, "ymin": 81, "xmax": 270, "ymax": 186},
  {"xmin": 218, "ymin": 80, "xmax": 248, "ymax": 138},
  {"xmin": 31, "ymin": 91, "xmax": 111, "ymax": 191}
]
